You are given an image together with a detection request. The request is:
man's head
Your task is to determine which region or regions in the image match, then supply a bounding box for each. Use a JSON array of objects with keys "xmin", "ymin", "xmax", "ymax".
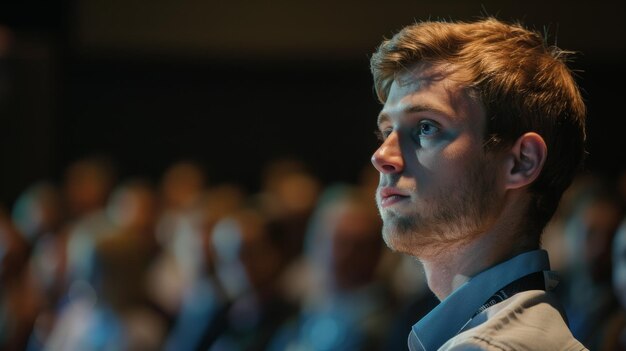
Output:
[{"xmin": 370, "ymin": 18, "xmax": 586, "ymax": 255}]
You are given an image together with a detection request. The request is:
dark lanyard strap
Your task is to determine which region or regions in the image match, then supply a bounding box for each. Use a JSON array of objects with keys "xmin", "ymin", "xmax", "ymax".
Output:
[{"xmin": 472, "ymin": 271, "xmax": 547, "ymax": 318}]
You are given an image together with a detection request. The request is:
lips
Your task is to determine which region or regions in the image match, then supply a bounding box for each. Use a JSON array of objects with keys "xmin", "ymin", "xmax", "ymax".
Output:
[{"xmin": 378, "ymin": 187, "xmax": 410, "ymax": 207}]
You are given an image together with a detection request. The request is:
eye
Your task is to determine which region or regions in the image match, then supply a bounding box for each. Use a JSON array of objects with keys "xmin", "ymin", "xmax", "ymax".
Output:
[
  {"xmin": 374, "ymin": 128, "xmax": 393, "ymax": 142},
  {"xmin": 414, "ymin": 121, "xmax": 440, "ymax": 138}
]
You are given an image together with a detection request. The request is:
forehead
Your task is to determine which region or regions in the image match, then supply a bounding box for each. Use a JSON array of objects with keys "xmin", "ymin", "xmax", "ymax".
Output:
[{"xmin": 379, "ymin": 63, "xmax": 484, "ymax": 126}]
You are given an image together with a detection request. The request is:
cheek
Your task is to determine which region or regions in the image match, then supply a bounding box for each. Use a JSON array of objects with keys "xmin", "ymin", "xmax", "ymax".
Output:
[
  {"xmin": 416, "ymin": 146, "xmax": 475, "ymax": 185},
  {"xmin": 409, "ymin": 156, "xmax": 440, "ymax": 195},
  {"xmin": 443, "ymin": 130, "xmax": 479, "ymax": 155}
]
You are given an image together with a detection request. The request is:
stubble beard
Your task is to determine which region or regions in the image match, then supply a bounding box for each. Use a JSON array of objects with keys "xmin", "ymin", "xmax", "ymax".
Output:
[{"xmin": 378, "ymin": 162, "xmax": 499, "ymax": 259}]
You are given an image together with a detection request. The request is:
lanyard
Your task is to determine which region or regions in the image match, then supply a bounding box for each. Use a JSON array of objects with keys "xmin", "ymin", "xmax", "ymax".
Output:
[{"xmin": 471, "ymin": 270, "xmax": 558, "ymax": 318}]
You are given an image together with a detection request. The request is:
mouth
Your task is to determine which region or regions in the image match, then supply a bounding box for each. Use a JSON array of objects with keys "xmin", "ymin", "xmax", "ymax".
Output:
[{"xmin": 378, "ymin": 187, "xmax": 410, "ymax": 208}]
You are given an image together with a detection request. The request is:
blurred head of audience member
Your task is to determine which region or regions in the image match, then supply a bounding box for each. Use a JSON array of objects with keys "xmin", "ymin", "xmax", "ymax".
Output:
[
  {"xmin": 212, "ymin": 205, "xmax": 285, "ymax": 301},
  {"xmin": 303, "ymin": 185, "xmax": 383, "ymax": 292},
  {"xmin": 564, "ymin": 178, "xmax": 625, "ymax": 284},
  {"xmin": 259, "ymin": 158, "xmax": 321, "ymax": 261},
  {"xmin": 63, "ymin": 156, "xmax": 116, "ymax": 221},
  {"xmin": 561, "ymin": 175, "xmax": 625, "ymax": 348},
  {"xmin": 1, "ymin": 207, "xmax": 44, "ymax": 351},
  {"xmin": 11, "ymin": 182, "xmax": 64, "ymax": 244},
  {"xmin": 261, "ymin": 158, "xmax": 320, "ymax": 217},
  {"xmin": 604, "ymin": 219, "xmax": 626, "ymax": 350},
  {"xmin": 160, "ymin": 184, "xmax": 246, "ymax": 351},
  {"xmin": 149, "ymin": 160, "xmax": 208, "ymax": 313},
  {"xmin": 159, "ymin": 160, "xmax": 206, "ymax": 212},
  {"xmin": 268, "ymin": 185, "xmax": 390, "ymax": 351},
  {"xmin": 61, "ymin": 157, "xmax": 118, "ymax": 290},
  {"xmin": 197, "ymin": 183, "xmax": 246, "ymax": 275},
  {"xmin": 41, "ymin": 180, "xmax": 168, "ymax": 351},
  {"xmin": 209, "ymin": 204, "xmax": 296, "ymax": 351},
  {"xmin": 10, "ymin": 183, "xmax": 66, "ymax": 347},
  {"xmin": 323, "ymin": 187, "xmax": 382, "ymax": 292},
  {"xmin": 540, "ymin": 174, "xmax": 598, "ymax": 273},
  {"xmin": 98, "ymin": 181, "xmax": 166, "ymax": 345},
  {"xmin": 107, "ymin": 179, "xmax": 158, "ymax": 235},
  {"xmin": 0, "ymin": 206, "xmax": 28, "ymax": 284},
  {"xmin": 614, "ymin": 219, "xmax": 626, "ymax": 311}
]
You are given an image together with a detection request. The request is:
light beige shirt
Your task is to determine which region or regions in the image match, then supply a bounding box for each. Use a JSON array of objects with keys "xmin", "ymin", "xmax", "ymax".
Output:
[{"xmin": 439, "ymin": 290, "xmax": 588, "ymax": 351}]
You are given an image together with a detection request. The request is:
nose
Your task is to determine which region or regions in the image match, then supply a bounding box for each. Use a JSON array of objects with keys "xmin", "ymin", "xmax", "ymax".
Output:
[{"xmin": 371, "ymin": 131, "xmax": 403, "ymax": 174}]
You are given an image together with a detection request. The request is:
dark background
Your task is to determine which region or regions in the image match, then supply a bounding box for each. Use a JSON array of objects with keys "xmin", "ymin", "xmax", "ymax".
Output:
[{"xmin": 1, "ymin": 0, "xmax": 625, "ymax": 206}]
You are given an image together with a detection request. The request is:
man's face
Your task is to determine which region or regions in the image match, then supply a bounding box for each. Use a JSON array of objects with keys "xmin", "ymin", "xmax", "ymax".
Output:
[{"xmin": 371, "ymin": 63, "xmax": 505, "ymax": 258}]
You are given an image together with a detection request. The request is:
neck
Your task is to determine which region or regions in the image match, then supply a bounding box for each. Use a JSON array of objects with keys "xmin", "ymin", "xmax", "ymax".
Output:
[{"xmin": 420, "ymin": 199, "xmax": 538, "ymax": 300}]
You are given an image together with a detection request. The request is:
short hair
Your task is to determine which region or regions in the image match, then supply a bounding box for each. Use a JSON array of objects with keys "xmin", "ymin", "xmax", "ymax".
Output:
[{"xmin": 370, "ymin": 17, "xmax": 586, "ymax": 236}]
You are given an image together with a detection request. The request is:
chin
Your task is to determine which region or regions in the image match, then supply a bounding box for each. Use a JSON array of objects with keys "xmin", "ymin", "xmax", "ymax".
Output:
[
  {"xmin": 381, "ymin": 217, "xmax": 450, "ymax": 259},
  {"xmin": 381, "ymin": 222, "xmax": 414, "ymax": 254}
]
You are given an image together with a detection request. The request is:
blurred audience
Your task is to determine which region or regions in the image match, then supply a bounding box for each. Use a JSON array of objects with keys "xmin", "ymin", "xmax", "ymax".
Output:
[
  {"xmin": 151, "ymin": 160, "xmax": 207, "ymax": 316},
  {"xmin": 257, "ymin": 158, "xmax": 322, "ymax": 264},
  {"xmin": 207, "ymin": 203, "xmax": 296, "ymax": 351},
  {"xmin": 1, "ymin": 207, "xmax": 41, "ymax": 351},
  {"xmin": 1, "ymin": 156, "xmax": 625, "ymax": 350},
  {"xmin": 11, "ymin": 182, "xmax": 63, "ymax": 245},
  {"xmin": 161, "ymin": 183, "xmax": 245, "ymax": 351},
  {"xmin": 606, "ymin": 219, "xmax": 626, "ymax": 350},
  {"xmin": 270, "ymin": 184, "xmax": 392, "ymax": 351},
  {"xmin": 63, "ymin": 156, "xmax": 118, "ymax": 286},
  {"xmin": 557, "ymin": 174, "xmax": 625, "ymax": 349}
]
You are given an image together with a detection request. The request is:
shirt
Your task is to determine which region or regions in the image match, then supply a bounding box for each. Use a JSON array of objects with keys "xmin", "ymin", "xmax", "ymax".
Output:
[{"xmin": 407, "ymin": 250, "xmax": 584, "ymax": 351}]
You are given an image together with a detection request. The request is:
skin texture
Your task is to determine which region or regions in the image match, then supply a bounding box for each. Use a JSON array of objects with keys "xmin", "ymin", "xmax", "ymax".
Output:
[
  {"xmin": 373, "ymin": 63, "xmax": 502, "ymax": 256},
  {"xmin": 371, "ymin": 63, "xmax": 547, "ymax": 299}
]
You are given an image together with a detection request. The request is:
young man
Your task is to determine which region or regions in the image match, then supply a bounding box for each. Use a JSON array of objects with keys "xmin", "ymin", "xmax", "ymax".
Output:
[{"xmin": 370, "ymin": 18, "xmax": 588, "ymax": 350}]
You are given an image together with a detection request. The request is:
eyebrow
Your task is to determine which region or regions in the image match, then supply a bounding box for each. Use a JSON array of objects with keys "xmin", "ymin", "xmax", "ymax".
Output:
[{"xmin": 377, "ymin": 103, "xmax": 450, "ymax": 126}]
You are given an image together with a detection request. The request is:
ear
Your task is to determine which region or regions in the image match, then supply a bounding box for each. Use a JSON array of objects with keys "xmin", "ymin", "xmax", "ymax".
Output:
[{"xmin": 504, "ymin": 132, "xmax": 547, "ymax": 190}]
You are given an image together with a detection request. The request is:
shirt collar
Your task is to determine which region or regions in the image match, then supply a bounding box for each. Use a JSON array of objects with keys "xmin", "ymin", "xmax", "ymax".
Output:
[{"xmin": 408, "ymin": 249, "xmax": 551, "ymax": 351}]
